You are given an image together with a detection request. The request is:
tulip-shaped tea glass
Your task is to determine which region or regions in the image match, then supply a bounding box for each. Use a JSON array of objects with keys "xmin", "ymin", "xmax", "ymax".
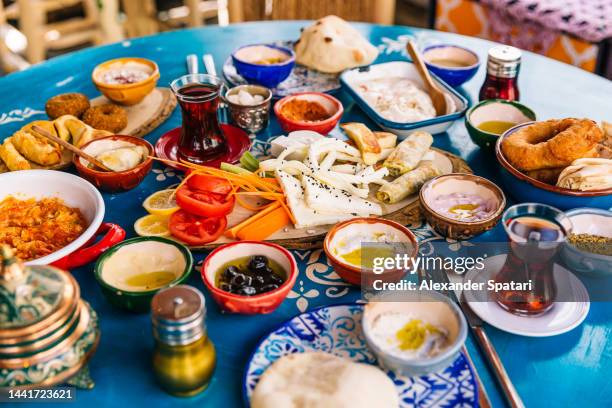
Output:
[{"xmin": 170, "ymin": 74, "xmax": 227, "ymax": 164}]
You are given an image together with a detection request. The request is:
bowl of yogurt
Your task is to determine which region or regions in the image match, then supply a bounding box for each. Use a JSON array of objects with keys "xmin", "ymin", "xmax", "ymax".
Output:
[
  {"xmin": 362, "ymin": 292, "xmax": 467, "ymax": 376},
  {"xmin": 92, "ymin": 57, "xmax": 160, "ymax": 105},
  {"xmin": 420, "ymin": 173, "xmax": 506, "ymax": 240}
]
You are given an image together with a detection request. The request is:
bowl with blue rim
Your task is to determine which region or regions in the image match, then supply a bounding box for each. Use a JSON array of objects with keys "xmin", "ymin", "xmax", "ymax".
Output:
[{"xmin": 231, "ymin": 44, "xmax": 295, "ymax": 88}]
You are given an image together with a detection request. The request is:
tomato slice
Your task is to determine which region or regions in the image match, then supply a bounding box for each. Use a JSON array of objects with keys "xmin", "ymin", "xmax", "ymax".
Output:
[
  {"xmin": 169, "ymin": 210, "xmax": 226, "ymax": 245},
  {"xmin": 186, "ymin": 173, "xmax": 233, "ymax": 196},
  {"xmin": 176, "ymin": 185, "xmax": 235, "ymax": 218}
]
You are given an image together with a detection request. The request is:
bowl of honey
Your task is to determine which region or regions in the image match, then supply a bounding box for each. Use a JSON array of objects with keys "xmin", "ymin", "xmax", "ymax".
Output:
[{"xmin": 466, "ymin": 99, "xmax": 536, "ymax": 149}]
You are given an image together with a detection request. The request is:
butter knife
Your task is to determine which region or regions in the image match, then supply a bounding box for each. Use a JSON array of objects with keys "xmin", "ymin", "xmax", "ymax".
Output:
[{"xmin": 430, "ymin": 265, "xmax": 524, "ymax": 408}]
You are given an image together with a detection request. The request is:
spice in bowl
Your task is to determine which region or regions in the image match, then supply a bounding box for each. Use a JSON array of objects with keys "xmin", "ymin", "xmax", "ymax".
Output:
[
  {"xmin": 567, "ymin": 233, "xmax": 612, "ymax": 256},
  {"xmin": 279, "ymin": 98, "xmax": 331, "ymax": 122}
]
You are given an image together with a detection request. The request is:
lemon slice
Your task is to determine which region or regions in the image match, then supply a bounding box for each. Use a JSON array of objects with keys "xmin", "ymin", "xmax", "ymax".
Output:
[
  {"xmin": 143, "ymin": 189, "xmax": 179, "ymax": 216},
  {"xmin": 134, "ymin": 214, "xmax": 171, "ymax": 237}
]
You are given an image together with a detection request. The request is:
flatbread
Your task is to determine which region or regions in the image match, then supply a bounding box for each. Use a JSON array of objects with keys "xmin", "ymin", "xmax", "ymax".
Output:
[
  {"xmin": 251, "ymin": 352, "xmax": 398, "ymax": 408},
  {"xmin": 295, "ymin": 15, "xmax": 379, "ymax": 74}
]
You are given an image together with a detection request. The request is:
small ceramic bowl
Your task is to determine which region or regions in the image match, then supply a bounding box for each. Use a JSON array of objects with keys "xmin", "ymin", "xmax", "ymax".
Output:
[
  {"xmin": 94, "ymin": 236, "xmax": 193, "ymax": 312},
  {"xmin": 201, "ymin": 241, "xmax": 298, "ymax": 314},
  {"xmin": 274, "ymin": 92, "xmax": 343, "ymax": 135},
  {"xmin": 466, "ymin": 99, "xmax": 536, "ymax": 149},
  {"xmin": 231, "ymin": 44, "xmax": 295, "ymax": 88},
  {"xmin": 74, "ymin": 135, "xmax": 153, "ymax": 193},
  {"xmin": 561, "ymin": 208, "xmax": 612, "ymax": 278},
  {"xmin": 423, "ymin": 44, "xmax": 480, "ymax": 87},
  {"xmin": 496, "ymin": 122, "xmax": 612, "ymax": 210},
  {"xmin": 362, "ymin": 292, "xmax": 468, "ymax": 376},
  {"xmin": 323, "ymin": 217, "xmax": 418, "ymax": 286},
  {"xmin": 92, "ymin": 57, "xmax": 160, "ymax": 105},
  {"xmin": 420, "ymin": 173, "xmax": 506, "ymax": 240}
]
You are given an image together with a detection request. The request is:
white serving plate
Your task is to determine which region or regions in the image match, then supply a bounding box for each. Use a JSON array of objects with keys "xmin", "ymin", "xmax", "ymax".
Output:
[
  {"xmin": 0, "ymin": 170, "xmax": 105, "ymax": 266},
  {"xmin": 464, "ymin": 254, "xmax": 590, "ymax": 337},
  {"xmin": 340, "ymin": 61, "xmax": 468, "ymax": 137}
]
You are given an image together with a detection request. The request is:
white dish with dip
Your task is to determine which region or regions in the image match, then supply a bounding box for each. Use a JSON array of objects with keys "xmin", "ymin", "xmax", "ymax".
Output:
[
  {"xmin": 362, "ymin": 292, "xmax": 467, "ymax": 376},
  {"xmin": 340, "ymin": 61, "xmax": 468, "ymax": 137}
]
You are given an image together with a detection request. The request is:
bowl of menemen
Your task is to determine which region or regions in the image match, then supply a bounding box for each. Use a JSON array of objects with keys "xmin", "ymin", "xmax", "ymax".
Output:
[
  {"xmin": 94, "ymin": 237, "xmax": 193, "ymax": 312},
  {"xmin": 201, "ymin": 241, "xmax": 297, "ymax": 314},
  {"xmin": 466, "ymin": 99, "xmax": 536, "ymax": 149},
  {"xmin": 420, "ymin": 173, "xmax": 506, "ymax": 240},
  {"xmin": 362, "ymin": 292, "xmax": 468, "ymax": 376}
]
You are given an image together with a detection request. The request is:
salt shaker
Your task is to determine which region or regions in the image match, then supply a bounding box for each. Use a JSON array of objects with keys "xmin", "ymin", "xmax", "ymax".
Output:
[
  {"xmin": 151, "ymin": 285, "xmax": 216, "ymax": 397},
  {"xmin": 479, "ymin": 45, "xmax": 522, "ymax": 101}
]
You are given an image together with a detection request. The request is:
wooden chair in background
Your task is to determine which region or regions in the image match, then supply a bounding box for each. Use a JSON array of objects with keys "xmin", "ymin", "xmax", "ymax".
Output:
[
  {"xmin": 227, "ymin": 0, "xmax": 396, "ymax": 24},
  {"xmin": 121, "ymin": 0, "xmax": 229, "ymax": 38},
  {"xmin": 7, "ymin": 0, "xmax": 123, "ymax": 64}
]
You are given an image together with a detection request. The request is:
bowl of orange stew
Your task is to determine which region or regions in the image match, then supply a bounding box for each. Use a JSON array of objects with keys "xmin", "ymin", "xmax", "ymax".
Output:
[{"xmin": 0, "ymin": 170, "xmax": 124, "ymax": 267}]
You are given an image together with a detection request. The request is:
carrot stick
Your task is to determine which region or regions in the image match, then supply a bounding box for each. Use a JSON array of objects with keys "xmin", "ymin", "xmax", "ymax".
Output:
[
  {"xmin": 236, "ymin": 205, "xmax": 290, "ymax": 241},
  {"xmin": 224, "ymin": 202, "xmax": 281, "ymax": 239}
]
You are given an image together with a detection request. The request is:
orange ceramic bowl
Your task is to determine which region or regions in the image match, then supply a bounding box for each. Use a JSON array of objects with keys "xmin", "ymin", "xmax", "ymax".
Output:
[
  {"xmin": 92, "ymin": 57, "xmax": 160, "ymax": 105},
  {"xmin": 324, "ymin": 217, "xmax": 419, "ymax": 287},
  {"xmin": 201, "ymin": 241, "xmax": 298, "ymax": 314},
  {"xmin": 74, "ymin": 135, "xmax": 153, "ymax": 192},
  {"xmin": 274, "ymin": 92, "xmax": 343, "ymax": 135}
]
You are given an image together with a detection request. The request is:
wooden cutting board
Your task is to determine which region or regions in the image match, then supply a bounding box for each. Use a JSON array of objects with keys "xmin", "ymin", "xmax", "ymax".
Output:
[
  {"xmin": 0, "ymin": 88, "xmax": 176, "ymax": 173},
  {"xmin": 91, "ymin": 87, "xmax": 177, "ymax": 138},
  {"xmin": 188, "ymin": 148, "xmax": 472, "ymax": 251}
]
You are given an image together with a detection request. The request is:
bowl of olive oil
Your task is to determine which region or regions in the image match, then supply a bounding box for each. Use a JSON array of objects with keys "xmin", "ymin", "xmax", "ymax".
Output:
[
  {"xmin": 95, "ymin": 236, "xmax": 193, "ymax": 312},
  {"xmin": 466, "ymin": 99, "xmax": 536, "ymax": 150}
]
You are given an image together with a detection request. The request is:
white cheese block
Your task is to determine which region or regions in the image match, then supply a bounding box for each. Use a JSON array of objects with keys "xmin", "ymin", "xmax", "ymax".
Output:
[
  {"xmin": 275, "ymin": 170, "xmax": 354, "ymax": 229},
  {"xmin": 302, "ymin": 175, "xmax": 382, "ymax": 216}
]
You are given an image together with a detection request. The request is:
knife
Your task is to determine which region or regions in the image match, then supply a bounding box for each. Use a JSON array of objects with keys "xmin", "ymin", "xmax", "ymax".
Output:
[{"xmin": 429, "ymin": 264, "xmax": 524, "ymax": 408}]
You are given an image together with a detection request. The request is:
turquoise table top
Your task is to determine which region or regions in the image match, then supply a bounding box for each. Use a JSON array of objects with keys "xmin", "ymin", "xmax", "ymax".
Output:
[{"xmin": 1, "ymin": 21, "xmax": 611, "ymax": 408}]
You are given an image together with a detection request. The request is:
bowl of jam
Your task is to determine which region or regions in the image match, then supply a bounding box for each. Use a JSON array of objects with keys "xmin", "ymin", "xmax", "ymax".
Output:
[{"xmin": 201, "ymin": 241, "xmax": 297, "ymax": 314}]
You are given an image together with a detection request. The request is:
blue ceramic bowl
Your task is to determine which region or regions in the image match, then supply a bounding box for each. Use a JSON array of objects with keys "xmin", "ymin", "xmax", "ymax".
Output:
[
  {"xmin": 231, "ymin": 44, "xmax": 295, "ymax": 88},
  {"xmin": 561, "ymin": 208, "xmax": 612, "ymax": 278},
  {"xmin": 495, "ymin": 122, "xmax": 612, "ymax": 210},
  {"xmin": 423, "ymin": 45, "xmax": 480, "ymax": 88}
]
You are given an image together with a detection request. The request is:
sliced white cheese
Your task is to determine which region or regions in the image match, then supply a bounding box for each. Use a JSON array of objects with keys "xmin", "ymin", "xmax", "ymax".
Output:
[
  {"xmin": 270, "ymin": 131, "xmax": 326, "ymax": 159},
  {"xmin": 302, "ymin": 175, "xmax": 382, "ymax": 216},
  {"xmin": 275, "ymin": 170, "xmax": 354, "ymax": 229}
]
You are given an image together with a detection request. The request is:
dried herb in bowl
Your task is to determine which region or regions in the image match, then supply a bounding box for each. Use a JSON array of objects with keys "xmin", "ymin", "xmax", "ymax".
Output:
[{"xmin": 567, "ymin": 233, "xmax": 612, "ymax": 256}]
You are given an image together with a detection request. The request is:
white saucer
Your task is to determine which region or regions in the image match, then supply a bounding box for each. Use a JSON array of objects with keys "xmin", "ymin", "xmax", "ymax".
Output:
[{"xmin": 464, "ymin": 254, "xmax": 590, "ymax": 337}]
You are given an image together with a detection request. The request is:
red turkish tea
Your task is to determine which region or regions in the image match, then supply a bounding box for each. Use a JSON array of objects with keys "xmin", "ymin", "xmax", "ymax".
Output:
[{"xmin": 174, "ymin": 80, "xmax": 227, "ymax": 164}]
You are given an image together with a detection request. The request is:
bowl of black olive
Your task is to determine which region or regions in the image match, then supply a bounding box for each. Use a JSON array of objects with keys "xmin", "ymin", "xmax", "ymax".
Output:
[{"xmin": 201, "ymin": 241, "xmax": 298, "ymax": 314}]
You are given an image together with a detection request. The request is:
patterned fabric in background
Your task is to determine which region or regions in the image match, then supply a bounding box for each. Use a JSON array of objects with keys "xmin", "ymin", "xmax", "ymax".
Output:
[
  {"xmin": 435, "ymin": 0, "xmax": 607, "ymax": 72},
  {"xmin": 481, "ymin": 0, "xmax": 612, "ymax": 43}
]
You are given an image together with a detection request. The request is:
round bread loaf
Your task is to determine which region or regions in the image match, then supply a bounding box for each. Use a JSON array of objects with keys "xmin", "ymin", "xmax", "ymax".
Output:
[{"xmin": 251, "ymin": 352, "xmax": 398, "ymax": 408}]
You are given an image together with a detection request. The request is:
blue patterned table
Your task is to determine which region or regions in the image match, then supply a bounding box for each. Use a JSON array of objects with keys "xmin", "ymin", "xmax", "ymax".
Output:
[{"xmin": 1, "ymin": 21, "xmax": 611, "ymax": 408}]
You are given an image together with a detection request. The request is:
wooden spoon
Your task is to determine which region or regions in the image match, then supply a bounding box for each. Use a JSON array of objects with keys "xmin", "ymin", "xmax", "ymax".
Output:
[
  {"xmin": 32, "ymin": 125, "xmax": 115, "ymax": 172},
  {"xmin": 406, "ymin": 40, "xmax": 447, "ymax": 116}
]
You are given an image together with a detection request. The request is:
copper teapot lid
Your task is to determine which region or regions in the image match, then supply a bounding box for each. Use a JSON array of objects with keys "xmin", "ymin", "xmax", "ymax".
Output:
[{"xmin": 0, "ymin": 246, "xmax": 78, "ymax": 331}]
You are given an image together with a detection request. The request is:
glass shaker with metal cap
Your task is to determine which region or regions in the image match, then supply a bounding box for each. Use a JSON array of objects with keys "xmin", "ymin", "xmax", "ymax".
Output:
[
  {"xmin": 479, "ymin": 45, "xmax": 522, "ymax": 101},
  {"xmin": 151, "ymin": 285, "xmax": 216, "ymax": 397}
]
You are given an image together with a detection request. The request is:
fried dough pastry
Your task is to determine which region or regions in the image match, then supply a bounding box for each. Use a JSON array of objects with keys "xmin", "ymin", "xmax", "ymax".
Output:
[
  {"xmin": 0, "ymin": 138, "xmax": 31, "ymax": 171},
  {"xmin": 501, "ymin": 118, "xmax": 603, "ymax": 171},
  {"xmin": 525, "ymin": 167, "xmax": 565, "ymax": 184},
  {"xmin": 12, "ymin": 121, "xmax": 62, "ymax": 165}
]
